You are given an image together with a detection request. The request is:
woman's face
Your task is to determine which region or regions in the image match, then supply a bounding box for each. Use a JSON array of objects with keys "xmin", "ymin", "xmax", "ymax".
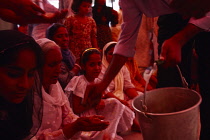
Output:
[
  {"xmin": 83, "ymin": 53, "xmax": 102, "ymax": 82},
  {"xmin": 0, "ymin": 49, "xmax": 37, "ymax": 104},
  {"xmin": 79, "ymin": 1, "xmax": 92, "ymax": 16},
  {"xmin": 105, "ymin": 47, "xmax": 114, "ymax": 64},
  {"xmin": 42, "ymin": 48, "xmax": 62, "ymax": 85},
  {"xmin": 52, "ymin": 27, "xmax": 69, "ymax": 49}
]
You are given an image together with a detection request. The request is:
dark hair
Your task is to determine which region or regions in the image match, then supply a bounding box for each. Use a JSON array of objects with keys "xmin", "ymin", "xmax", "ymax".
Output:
[
  {"xmin": 80, "ymin": 48, "xmax": 101, "ymax": 65},
  {"xmin": 0, "ymin": 30, "xmax": 43, "ymax": 69},
  {"xmin": 0, "ymin": 30, "xmax": 43, "ymax": 140},
  {"xmin": 46, "ymin": 23, "xmax": 67, "ymax": 40},
  {"xmin": 93, "ymin": 0, "xmax": 106, "ymax": 7},
  {"xmin": 71, "ymin": 0, "xmax": 92, "ymax": 14},
  {"xmin": 104, "ymin": 43, "xmax": 116, "ymax": 56}
]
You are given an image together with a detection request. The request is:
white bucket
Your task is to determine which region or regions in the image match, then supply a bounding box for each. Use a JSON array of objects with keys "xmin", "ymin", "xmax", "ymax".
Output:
[{"xmin": 132, "ymin": 87, "xmax": 202, "ymax": 140}]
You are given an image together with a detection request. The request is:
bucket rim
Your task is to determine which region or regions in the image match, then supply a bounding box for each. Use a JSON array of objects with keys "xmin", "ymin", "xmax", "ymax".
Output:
[{"xmin": 132, "ymin": 87, "xmax": 202, "ymax": 116}]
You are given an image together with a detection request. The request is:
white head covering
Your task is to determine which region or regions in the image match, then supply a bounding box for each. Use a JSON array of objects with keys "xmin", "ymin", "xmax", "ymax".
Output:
[
  {"xmin": 102, "ymin": 41, "xmax": 124, "ymax": 100},
  {"xmin": 36, "ymin": 38, "xmax": 61, "ymax": 54}
]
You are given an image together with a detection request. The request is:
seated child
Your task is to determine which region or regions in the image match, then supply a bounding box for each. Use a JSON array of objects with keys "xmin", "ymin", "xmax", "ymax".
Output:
[
  {"xmin": 98, "ymin": 42, "xmax": 143, "ymax": 107},
  {"xmin": 98, "ymin": 42, "xmax": 143, "ymax": 131},
  {"xmin": 65, "ymin": 48, "xmax": 135, "ymax": 140}
]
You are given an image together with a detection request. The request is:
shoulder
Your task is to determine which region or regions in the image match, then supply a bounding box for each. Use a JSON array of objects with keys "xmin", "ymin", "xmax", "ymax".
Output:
[{"xmin": 65, "ymin": 75, "xmax": 87, "ymax": 91}]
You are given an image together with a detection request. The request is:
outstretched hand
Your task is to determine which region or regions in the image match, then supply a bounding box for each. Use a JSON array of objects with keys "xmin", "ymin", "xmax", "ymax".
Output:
[
  {"xmin": 82, "ymin": 83, "xmax": 104, "ymax": 107},
  {"xmin": 0, "ymin": 0, "xmax": 68, "ymax": 24},
  {"xmin": 0, "ymin": 8, "xmax": 68, "ymax": 24},
  {"xmin": 74, "ymin": 115, "xmax": 109, "ymax": 131}
]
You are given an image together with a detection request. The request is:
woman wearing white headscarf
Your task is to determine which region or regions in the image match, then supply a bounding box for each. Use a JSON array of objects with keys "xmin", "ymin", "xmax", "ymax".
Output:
[
  {"xmin": 98, "ymin": 41, "xmax": 142, "ymax": 107},
  {"xmin": 32, "ymin": 38, "xmax": 109, "ymax": 140}
]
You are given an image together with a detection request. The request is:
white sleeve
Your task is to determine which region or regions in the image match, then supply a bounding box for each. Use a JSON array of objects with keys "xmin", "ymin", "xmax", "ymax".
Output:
[
  {"xmin": 113, "ymin": 0, "xmax": 143, "ymax": 57},
  {"xmin": 122, "ymin": 66, "xmax": 135, "ymax": 90},
  {"xmin": 189, "ymin": 12, "xmax": 210, "ymax": 31}
]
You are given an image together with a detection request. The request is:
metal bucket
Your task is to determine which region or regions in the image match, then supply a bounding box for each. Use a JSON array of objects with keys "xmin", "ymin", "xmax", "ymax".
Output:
[{"xmin": 132, "ymin": 87, "xmax": 202, "ymax": 140}]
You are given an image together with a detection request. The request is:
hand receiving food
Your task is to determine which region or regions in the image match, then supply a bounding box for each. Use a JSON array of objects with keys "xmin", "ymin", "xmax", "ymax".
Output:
[{"xmin": 75, "ymin": 115, "xmax": 109, "ymax": 131}]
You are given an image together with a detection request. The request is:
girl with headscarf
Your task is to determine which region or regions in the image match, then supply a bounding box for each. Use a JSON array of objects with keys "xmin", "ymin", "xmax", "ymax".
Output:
[
  {"xmin": 0, "ymin": 30, "xmax": 43, "ymax": 140},
  {"xmin": 99, "ymin": 42, "xmax": 142, "ymax": 106}
]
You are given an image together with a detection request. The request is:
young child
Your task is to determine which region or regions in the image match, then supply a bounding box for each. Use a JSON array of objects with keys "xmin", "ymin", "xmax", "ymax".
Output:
[
  {"xmin": 65, "ymin": 48, "xmax": 135, "ymax": 140},
  {"xmin": 64, "ymin": 0, "xmax": 98, "ymax": 59}
]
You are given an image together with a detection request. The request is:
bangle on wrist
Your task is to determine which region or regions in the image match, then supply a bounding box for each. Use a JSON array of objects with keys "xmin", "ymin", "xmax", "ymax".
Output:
[{"xmin": 74, "ymin": 64, "xmax": 81, "ymax": 70}]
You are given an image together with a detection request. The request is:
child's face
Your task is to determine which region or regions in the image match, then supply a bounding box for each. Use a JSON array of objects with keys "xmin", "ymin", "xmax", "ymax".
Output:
[
  {"xmin": 106, "ymin": 47, "xmax": 114, "ymax": 64},
  {"xmin": 42, "ymin": 48, "xmax": 62, "ymax": 86},
  {"xmin": 78, "ymin": 1, "xmax": 92, "ymax": 16},
  {"xmin": 83, "ymin": 53, "xmax": 102, "ymax": 82},
  {"xmin": 0, "ymin": 49, "xmax": 37, "ymax": 104},
  {"xmin": 52, "ymin": 27, "xmax": 69, "ymax": 49}
]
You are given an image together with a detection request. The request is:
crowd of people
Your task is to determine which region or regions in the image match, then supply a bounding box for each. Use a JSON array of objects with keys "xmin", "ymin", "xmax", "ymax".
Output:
[{"xmin": 0, "ymin": 0, "xmax": 210, "ymax": 139}]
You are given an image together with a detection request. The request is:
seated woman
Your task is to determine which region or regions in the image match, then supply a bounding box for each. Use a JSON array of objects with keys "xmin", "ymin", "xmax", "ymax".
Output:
[
  {"xmin": 65, "ymin": 48, "xmax": 135, "ymax": 140},
  {"xmin": 34, "ymin": 38, "xmax": 109, "ymax": 139},
  {"xmin": 46, "ymin": 23, "xmax": 81, "ymax": 89},
  {"xmin": 0, "ymin": 30, "xmax": 43, "ymax": 140},
  {"xmin": 98, "ymin": 42, "xmax": 142, "ymax": 107},
  {"xmin": 125, "ymin": 57, "xmax": 157, "ymax": 92}
]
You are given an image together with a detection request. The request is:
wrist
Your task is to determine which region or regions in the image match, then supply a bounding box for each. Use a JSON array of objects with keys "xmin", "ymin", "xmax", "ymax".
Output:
[
  {"xmin": 62, "ymin": 121, "xmax": 79, "ymax": 139},
  {"xmin": 74, "ymin": 64, "xmax": 81, "ymax": 70}
]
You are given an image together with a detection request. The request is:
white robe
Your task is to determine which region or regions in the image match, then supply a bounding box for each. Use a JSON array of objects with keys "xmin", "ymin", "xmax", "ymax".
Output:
[{"xmin": 65, "ymin": 75, "xmax": 135, "ymax": 140}]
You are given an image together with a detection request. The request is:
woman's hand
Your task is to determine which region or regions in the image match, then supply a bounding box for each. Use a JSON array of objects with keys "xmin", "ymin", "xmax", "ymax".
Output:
[
  {"xmin": 74, "ymin": 115, "xmax": 109, "ymax": 131},
  {"xmin": 63, "ymin": 115, "xmax": 109, "ymax": 139}
]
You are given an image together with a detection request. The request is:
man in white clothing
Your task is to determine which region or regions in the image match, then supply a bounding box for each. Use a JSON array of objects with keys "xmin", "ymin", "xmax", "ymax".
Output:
[{"xmin": 85, "ymin": 0, "xmax": 210, "ymax": 139}]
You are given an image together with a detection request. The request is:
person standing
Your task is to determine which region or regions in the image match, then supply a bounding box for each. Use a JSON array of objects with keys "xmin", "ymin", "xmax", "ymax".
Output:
[{"xmin": 84, "ymin": 0, "xmax": 210, "ymax": 139}]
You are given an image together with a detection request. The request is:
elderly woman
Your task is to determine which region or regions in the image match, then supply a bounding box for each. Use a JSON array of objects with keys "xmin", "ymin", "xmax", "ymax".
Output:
[{"xmin": 34, "ymin": 38, "xmax": 109, "ymax": 140}]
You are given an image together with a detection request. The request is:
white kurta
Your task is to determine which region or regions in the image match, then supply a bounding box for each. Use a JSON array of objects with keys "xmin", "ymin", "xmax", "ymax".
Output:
[
  {"xmin": 32, "ymin": 82, "xmax": 81, "ymax": 140},
  {"xmin": 65, "ymin": 75, "xmax": 135, "ymax": 140},
  {"xmin": 98, "ymin": 65, "xmax": 136, "ymax": 101}
]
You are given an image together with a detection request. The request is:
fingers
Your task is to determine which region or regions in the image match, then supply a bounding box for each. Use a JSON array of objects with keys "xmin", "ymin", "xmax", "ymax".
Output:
[
  {"xmin": 91, "ymin": 115, "xmax": 105, "ymax": 120},
  {"xmin": 76, "ymin": 116, "xmax": 109, "ymax": 131},
  {"xmin": 31, "ymin": 3, "xmax": 45, "ymax": 14}
]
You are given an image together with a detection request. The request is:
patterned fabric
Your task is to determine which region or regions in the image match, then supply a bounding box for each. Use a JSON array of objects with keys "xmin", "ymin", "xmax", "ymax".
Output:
[
  {"xmin": 33, "ymin": 82, "xmax": 81, "ymax": 140},
  {"xmin": 64, "ymin": 16, "xmax": 97, "ymax": 59}
]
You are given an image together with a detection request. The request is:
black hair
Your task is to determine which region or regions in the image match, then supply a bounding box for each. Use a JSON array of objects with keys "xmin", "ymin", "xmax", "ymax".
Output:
[
  {"xmin": 80, "ymin": 47, "xmax": 101, "ymax": 65},
  {"xmin": 0, "ymin": 30, "xmax": 43, "ymax": 140},
  {"xmin": 46, "ymin": 23, "xmax": 67, "ymax": 40},
  {"xmin": 71, "ymin": 0, "xmax": 92, "ymax": 14}
]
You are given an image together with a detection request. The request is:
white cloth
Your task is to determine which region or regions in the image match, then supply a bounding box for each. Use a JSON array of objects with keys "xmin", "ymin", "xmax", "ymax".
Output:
[
  {"xmin": 65, "ymin": 75, "xmax": 135, "ymax": 140},
  {"xmin": 114, "ymin": 0, "xmax": 210, "ymax": 57},
  {"xmin": 98, "ymin": 65, "xmax": 135, "ymax": 100},
  {"xmin": 33, "ymin": 82, "xmax": 81, "ymax": 140}
]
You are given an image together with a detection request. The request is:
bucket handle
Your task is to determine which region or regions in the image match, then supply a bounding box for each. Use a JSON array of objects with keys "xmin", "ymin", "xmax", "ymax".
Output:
[
  {"xmin": 140, "ymin": 100, "xmax": 153, "ymax": 121},
  {"xmin": 176, "ymin": 65, "xmax": 188, "ymax": 88}
]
